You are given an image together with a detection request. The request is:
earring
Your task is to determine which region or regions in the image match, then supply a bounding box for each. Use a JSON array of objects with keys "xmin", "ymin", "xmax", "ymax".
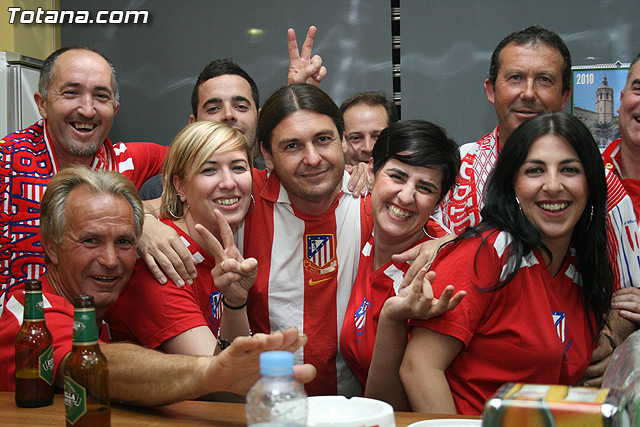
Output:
[
  {"xmin": 246, "ymin": 195, "xmax": 256, "ymax": 217},
  {"xmin": 167, "ymin": 194, "xmax": 186, "ymax": 219},
  {"xmin": 515, "ymin": 196, "xmax": 522, "ymax": 211},
  {"xmin": 364, "ymin": 197, "xmax": 372, "ymax": 216},
  {"xmin": 586, "ymin": 204, "xmax": 594, "ymax": 230},
  {"xmin": 422, "ymin": 225, "xmax": 438, "ymax": 240}
]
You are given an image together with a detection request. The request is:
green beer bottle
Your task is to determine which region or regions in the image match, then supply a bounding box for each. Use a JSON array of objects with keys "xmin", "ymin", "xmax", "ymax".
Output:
[
  {"xmin": 64, "ymin": 295, "xmax": 110, "ymax": 426},
  {"xmin": 14, "ymin": 280, "xmax": 54, "ymax": 408}
]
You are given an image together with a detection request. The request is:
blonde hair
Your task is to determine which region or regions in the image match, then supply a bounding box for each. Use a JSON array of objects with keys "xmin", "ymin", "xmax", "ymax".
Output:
[{"xmin": 160, "ymin": 121, "xmax": 250, "ymax": 220}]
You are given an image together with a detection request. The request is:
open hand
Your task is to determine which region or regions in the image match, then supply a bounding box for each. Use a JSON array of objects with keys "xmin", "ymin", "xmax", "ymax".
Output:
[{"xmin": 383, "ymin": 270, "xmax": 465, "ymax": 322}]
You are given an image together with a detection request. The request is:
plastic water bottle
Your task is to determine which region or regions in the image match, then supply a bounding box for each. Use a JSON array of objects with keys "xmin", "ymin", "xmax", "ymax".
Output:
[{"xmin": 246, "ymin": 351, "xmax": 307, "ymax": 426}]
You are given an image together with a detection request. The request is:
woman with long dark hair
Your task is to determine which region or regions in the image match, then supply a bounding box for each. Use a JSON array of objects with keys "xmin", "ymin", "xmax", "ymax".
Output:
[{"xmin": 400, "ymin": 112, "xmax": 613, "ymax": 415}]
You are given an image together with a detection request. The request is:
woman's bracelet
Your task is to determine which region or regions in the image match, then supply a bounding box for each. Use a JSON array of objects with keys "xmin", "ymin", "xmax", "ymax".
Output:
[
  {"xmin": 604, "ymin": 333, "xmax": 617, "ymax": 351},
  {"xmin": 222, "ymin": 295, "xmax": 248, "ymax": 310}
]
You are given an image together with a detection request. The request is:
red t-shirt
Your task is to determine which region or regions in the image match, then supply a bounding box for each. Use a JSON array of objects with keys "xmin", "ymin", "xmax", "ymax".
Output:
[
  {"xmin": 410, "ymin": 230, "xmax": 597, "ymax": 415},
  {"xmin": 0, "ymin": 276, "xmax": 109, "ymax": 391},
  {"xmin": 106, "ymin": 220, "xmax": 221, "ymax": 349},
  {"xmin": 603, "ymin": 138, "xmax": 640, "ymax": 222},
  {"xmin": 340, "ymin": 222, "xmax": 445, "ymax": 389}
]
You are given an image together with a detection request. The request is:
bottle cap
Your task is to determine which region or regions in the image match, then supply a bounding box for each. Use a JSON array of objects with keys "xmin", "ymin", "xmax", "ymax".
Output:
[{"xmin": 260, "ymin": 351, "xmax": 294, "ymax": 376}]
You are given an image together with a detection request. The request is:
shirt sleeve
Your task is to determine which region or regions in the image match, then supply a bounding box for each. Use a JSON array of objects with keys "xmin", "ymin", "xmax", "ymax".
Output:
[
  {"xmin": 106, "ymin": 261, "xmax": 207, "ymax": 349},
  {"xmin": 409, "ymin": 234, "xmax": 502, "ymax": 347},
  {"xmin": 115, "ymin": 142, "xmax": 169, "ymax": 189}
]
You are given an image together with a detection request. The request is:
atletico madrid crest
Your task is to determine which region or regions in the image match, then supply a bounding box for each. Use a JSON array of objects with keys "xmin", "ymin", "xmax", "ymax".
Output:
[
  {"xmin": 354, "ymin": 297, "xmax": 370, "ymax": 343},
  {"xmin": 304, "ymin": 234, "xmax": 337, "ymax": 274},
  {"xmin": 208, "ymin": 291, "xmax": 222, "ymax": 335},
  {"xmin": 552, "ymin": 311, "xmax": 566, "ymax": 343}
]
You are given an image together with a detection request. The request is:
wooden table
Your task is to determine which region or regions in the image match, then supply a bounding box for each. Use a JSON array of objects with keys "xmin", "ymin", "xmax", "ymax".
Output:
[{"xmin": 0, "ymin": 391, "xmax": 480, "ymax": 426}]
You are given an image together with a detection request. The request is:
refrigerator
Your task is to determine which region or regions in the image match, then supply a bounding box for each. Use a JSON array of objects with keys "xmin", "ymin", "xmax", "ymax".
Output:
[{"xmin": 0, "ymin": 51, "xmax": 42, "ymax": 138}]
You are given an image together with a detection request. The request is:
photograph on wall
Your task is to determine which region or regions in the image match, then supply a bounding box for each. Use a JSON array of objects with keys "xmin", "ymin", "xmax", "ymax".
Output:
[{"xmin": 571, "ymin": 62, "xmax": 629, "ymax": 150}]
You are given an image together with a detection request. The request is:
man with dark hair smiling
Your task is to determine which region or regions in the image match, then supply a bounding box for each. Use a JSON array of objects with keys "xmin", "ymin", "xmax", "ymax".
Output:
[
  {"xmin": 340, "ymin": 91, "xmax": 398, "ymax": 165},
  {"xmin": 240, "ymin": 83, "xmax": 372, "ymax": 398}
]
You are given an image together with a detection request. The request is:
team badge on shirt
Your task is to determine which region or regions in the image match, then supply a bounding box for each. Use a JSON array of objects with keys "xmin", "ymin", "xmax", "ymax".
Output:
[
  {"xmin": 626, "ymin": 222, "xmax": 639, "ymax": 251},
  {"xmin": 353, "ymin": 297, "xmax": 371, "ymax": 343},
  {"xmin": 553, "ymin": 311, "xmax": 566, "ymax": 343},
  {"xmin": 304, "ymin": 234, "xmax": 337, "ymax": 275},
  {"xmin": 208, "ymin": 291, "xmax": 222, "ymax": 336}
]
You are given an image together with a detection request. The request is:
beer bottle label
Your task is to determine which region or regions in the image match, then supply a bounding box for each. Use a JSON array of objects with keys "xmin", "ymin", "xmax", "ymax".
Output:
[
  {"xmin": 64, "ymin": 376, "xmax": 87, "ymax": 425},
  {"xmin": 39, "ymin": 345, "xmax": 54, "ymax": 385},
  {"xmin": 72, "ymin": 308, "xmax": 98, "ymax": 345},
  {"xmin": 24, "ymin": 290, "xmax": 45, "ymax": 321}
]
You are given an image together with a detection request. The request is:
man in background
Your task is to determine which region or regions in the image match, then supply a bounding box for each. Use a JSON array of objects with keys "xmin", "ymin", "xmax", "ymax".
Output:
[
  {"xmin": 137, "ymin": 58, "xmax": 264, "ymax": 200},
  {"xmin": 137, "ymin": 26, "xmax": 326, "ymax": 200},
  {"xmin": 602, "ymin": 52, "xmax": 640, "ymax": 219},
  {"xmin": 340, "ymin": 91, "xmax": 398, "ymax": 165}
]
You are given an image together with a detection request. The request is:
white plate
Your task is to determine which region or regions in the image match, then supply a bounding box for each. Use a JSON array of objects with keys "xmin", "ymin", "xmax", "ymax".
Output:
[
  {"xmin": 307, "ymin": 395, "xmax": 395, "ymax": 427},
  {"xmin": 407, "ymin": 419, "xmax": 481, "ymax": 427}
]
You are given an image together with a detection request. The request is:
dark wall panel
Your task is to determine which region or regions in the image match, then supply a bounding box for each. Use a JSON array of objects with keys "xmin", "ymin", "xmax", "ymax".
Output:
[
  {"xmin": 402, "ymin": 0, "xmax": 640, "ymax": 144},
  {"xmin": 60, "ymin": 0, "xmax": 392, "ymax": 145},
  {"xmin": 60, "ymin": 0, "xmax": 639, "ymax": 147}
]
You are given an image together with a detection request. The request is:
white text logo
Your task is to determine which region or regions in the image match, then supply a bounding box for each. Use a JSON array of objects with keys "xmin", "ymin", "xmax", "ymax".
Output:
[{"xmin": 8, "ymin": 7, "xmax": 149, "ymax": 24}]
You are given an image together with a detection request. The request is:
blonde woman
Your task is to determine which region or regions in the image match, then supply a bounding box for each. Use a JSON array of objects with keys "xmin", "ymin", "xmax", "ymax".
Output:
[{"xmin": 107, "ymin": 121, "xmax": 257, "ymax": 356}]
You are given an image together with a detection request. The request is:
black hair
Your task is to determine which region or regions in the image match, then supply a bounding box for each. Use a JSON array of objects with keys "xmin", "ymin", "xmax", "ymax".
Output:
[
  {"xmin": 190, "ymin": 59, "xmax": 259, "ymax": 117},
  {"xmin": 488, "ymin": 25, "xmax": 572, "ymax": 94},
  {"xmin": 371, "ymin": 120, "xmax": 460, "ymax": 201},
  {"xmin": 258, "ymin": 84, "xmax": 343, "ymax": 153},
  {"xmin": 458, "ymin": 112, "xmax": 611, "ymax": 339}
]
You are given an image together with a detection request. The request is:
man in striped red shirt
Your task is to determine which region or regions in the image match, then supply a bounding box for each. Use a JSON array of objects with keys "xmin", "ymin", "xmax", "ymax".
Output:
[
  {"xmin": 239, "ymin": 84, "xmax": 373, "ymax": 397},
  {"xmin": 0, "ymin": 46, "xmax": 167, "ymax": 315}
]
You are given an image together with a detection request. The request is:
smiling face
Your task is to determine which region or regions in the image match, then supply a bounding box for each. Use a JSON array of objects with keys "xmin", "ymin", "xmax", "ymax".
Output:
[
  {"xmin": 485, "ymin": 43, "xmax": 571, "ymax": 149},
  {"xmin": 190, "ymin": 74, "xmax": 258, "ymax": 147},
  {"xmin": 43, "ymin": 186, "xmax": 137, "ymax": 319},
  {"xmin": 263, "ymin": 110, "xmax": 345, "ymax": 215},
  {"xmin": 34, "ymin": 49, "xmax": 119, "ymax": 167},
  {"xmin": 369, "ymin": 158, "xmax": 443, "ymax": 248},
  {"xmin": 343, "ymin": 103, "xmax": 389, "ymax": 164},
  {"xmin": 175, "ymin": 145, "xmax": 253, "ymax": 240},
  {"xmin": 619, "ymin": 61, "xmax": 640, "ymax": 152},
  {"xmin": 514, "ymin": 134, "xmax": 588, "ymax": 255}
]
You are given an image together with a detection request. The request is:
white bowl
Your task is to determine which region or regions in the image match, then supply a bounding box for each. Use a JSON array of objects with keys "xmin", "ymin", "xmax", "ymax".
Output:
[
  {"xmin": 307, "ymin": 395, "xmax": 396, "ymax": 427},
  {"xmin": 407, "ymin": 420, "xmax": 481, "ymax": 427}
]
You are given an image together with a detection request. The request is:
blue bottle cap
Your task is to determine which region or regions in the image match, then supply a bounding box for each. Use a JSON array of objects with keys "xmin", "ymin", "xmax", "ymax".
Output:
[{"xmin": 260, "ymin": 351, "xmax": 294, "ymax": 376}]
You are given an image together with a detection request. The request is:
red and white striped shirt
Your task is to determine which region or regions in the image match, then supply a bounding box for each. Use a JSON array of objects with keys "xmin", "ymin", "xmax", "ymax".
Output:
[{"xmin": 239, "ymin": 169, "xmax": 373, "ymax": 397}]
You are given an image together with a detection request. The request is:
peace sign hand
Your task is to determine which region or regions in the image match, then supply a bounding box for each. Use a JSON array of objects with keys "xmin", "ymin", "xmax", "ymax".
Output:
[
  {"xmin": 287, "ymin": 26, "xmax": 327, "ymax": 87},
  {"xmin": 194, "ymin": 210, "xmax": 257, "ymax": 306}
]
